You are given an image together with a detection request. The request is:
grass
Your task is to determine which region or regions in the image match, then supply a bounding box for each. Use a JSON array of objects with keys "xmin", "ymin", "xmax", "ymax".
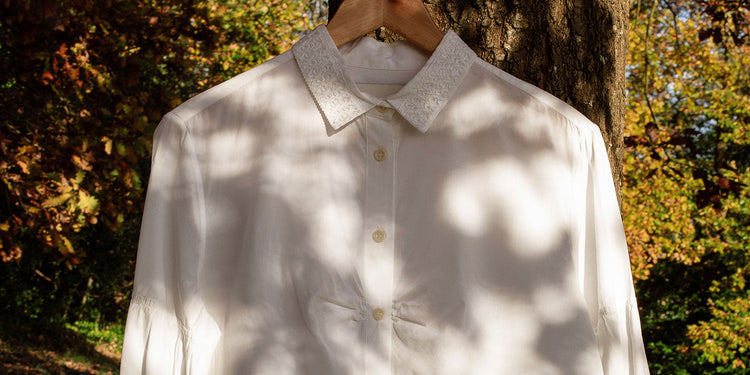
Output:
[{"xmin": 0, "ymin": 318, "xmax": 123, "ymax": 374}]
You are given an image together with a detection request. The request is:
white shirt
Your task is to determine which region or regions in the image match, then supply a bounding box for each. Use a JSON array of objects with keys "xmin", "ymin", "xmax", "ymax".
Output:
[{"xmin": 121, "ymin": 25, "xmax": 649, "ymax": 374}]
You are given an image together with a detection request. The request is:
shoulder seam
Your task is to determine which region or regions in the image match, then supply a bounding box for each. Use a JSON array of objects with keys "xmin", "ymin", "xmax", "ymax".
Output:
[{"xmin": 162, "ymin": 111, "xmax": 186, "ymax": 129}]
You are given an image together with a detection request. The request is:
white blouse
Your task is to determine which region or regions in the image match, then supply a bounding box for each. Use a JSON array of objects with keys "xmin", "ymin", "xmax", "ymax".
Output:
[{"xmin": 121, "ymin": 24, "xmax": 649, "ymax": 374}]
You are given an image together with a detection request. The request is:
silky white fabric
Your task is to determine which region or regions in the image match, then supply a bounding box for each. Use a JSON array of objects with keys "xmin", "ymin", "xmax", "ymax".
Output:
[{"xmin": 121, "ymin": 24, "xmax": 649, "ymax": 374}]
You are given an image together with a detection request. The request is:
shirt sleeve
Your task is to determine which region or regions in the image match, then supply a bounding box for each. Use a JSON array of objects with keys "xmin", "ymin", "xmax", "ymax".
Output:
[
  {"xmin": 120, "ymin": 113, "xmax": 219, "ymax": 374},
  {"xmin": 578, "ymin": 126, "xmax": 650, "ymax": 375}
]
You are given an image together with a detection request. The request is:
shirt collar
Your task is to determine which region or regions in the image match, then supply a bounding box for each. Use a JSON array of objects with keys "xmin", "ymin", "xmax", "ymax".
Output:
[{"xmin": 292, "ymin": 24, "xmax": 477, "ymax": 133}]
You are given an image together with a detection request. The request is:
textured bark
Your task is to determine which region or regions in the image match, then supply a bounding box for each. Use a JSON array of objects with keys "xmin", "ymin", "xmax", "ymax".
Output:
[{"xmin": 328, "ymin": 0, "xmax": 628, "ymax": 203}]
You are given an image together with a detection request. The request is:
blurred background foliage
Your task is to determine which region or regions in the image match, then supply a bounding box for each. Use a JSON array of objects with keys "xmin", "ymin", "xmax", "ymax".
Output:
[
  {"xmin": 0, "ymin": 0, "xmax": 748, "ymax": 373},
  {"xmin": 624, "ymin": 0, "xmax": 749, "ymax": 373}
]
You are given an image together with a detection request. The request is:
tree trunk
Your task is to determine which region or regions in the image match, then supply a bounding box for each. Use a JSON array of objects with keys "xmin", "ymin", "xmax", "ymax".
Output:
[{"xmin": 328, "ymin": 0, "xmax": 629, "ymax": 204}]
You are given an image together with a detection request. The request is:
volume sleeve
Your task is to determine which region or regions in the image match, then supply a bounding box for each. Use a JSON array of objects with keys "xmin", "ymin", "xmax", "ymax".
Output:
[
  {"xmin": 121, "ymin": 113, "xmax": 219, "ymax": 374},
  {"xmin": 576, "ymin": 126, "xmax": 650, "ymax": 375}
]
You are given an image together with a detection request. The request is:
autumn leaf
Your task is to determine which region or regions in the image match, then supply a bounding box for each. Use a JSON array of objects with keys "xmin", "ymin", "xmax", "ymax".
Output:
[
  {"xmin": 41, "ymin": 71, "xmax": 54, "ymax": 85},
  {"xmin": 54, "ymin": 233, "xmax": 75, "ymax": 256},
  {"xmin": 71, "ymin": 154, "xmax": 93, "ymax": 171},
  {"xmin": 102, "ymin": 136, "xmax": 113, "ymax": 155},
  {"xmin": 41, "ymin": 193, "xmax": 73, "ymax": 208},
  {"xmin": 77, "ymin": 191, "xmax": 99, "ymax": 214}
]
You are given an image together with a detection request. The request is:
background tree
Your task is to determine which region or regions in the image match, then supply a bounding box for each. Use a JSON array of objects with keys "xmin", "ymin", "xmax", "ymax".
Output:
[{"xmin": 624, "ymin": 0, "xmax": 749, "ymax": 373}]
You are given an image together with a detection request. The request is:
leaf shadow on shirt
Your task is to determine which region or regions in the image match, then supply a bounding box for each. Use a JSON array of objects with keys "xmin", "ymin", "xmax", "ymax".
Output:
[
  {"xmin": 140, "ymin": 2, "xmax": 631, "ymax": 366},
  {"xmin": 174, "ymin": 81, "xmax": 611, "ymax": 374}
]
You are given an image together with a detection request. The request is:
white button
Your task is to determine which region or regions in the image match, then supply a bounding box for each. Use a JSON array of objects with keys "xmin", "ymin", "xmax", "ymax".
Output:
[
  {"xmin": 374, "ymin": 148, "xmax": 387, "ymax": 162},
  {"xmin": 372, "ymin": 229, "xmax": 386, "ymax": 243},
  {"xmin": 376, "ymin": 105, "xmax": 388, "ymax": 113},
  {"xmin": 372, "ymin": 307, "xmax": 385, "ymax": 321}
]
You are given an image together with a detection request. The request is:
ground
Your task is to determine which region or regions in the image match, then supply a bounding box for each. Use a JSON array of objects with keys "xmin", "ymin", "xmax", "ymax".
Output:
[{"xmin": 0, "ymin": 321, "xmax": 121, "ymax": 375}]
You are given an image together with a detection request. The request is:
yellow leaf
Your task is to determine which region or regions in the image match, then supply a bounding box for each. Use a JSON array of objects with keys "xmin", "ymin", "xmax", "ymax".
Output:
[
  {"xmin": 55, "ymin": 234, "xmax": 74, "ymax": 255},
  {"xmin": 42, "ymin": 192, "xmax": 72, "ymax": 208},
  {"xmin": 72, "ymin": 154, "xmax": 92, "ymax": 171},
  {"xmin": 77, "ymin": 191, "xmax": 99, "ymax": 214},
  {"xmin": 16, "ymin": 160, "xmax": 29, "ymax": 174},
  {"xmin": 102, "ymin": 136, "xmax": 112, "ymax": 155}
]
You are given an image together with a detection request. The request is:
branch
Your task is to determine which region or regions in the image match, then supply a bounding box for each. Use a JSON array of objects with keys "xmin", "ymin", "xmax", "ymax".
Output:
[{"xmin": 643, "ymin": 0, "xmax": 660, "ymax": 125}]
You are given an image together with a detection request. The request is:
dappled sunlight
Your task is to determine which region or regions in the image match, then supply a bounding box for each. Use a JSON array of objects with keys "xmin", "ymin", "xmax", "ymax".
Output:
[
  {"xmin": 440, "ymin": 155, "xmax": 569, "ymax": 258},
  {"xmin": 311, "ymin": 201, "xmax": 362, "ymax": 270},
  {"xmin": 128, "ymin": 64, "xmax": 610, "ymax": 372},
  {"xmin": 439, "ymin": 79, "xmax": 507, "ymax": 138},
  {"xmin": 440, "ymin": 175, "xmax": 487, "ymax": 236}
]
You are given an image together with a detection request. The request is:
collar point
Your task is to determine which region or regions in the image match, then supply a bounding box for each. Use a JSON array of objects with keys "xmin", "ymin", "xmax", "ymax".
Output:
[{"xmin": 413, "ymin": 123, "xmax": 431, "ymax": 134}]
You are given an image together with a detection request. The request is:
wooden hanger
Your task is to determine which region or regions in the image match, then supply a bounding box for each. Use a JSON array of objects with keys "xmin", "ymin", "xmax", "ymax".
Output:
[{"xmin": 326, "ymin": 0, "xmax": 443, "ymax": 52}]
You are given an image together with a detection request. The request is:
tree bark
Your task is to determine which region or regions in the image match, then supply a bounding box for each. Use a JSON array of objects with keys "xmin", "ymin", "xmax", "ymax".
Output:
[{"xmin": 328, "ymin": 0, "xmax": 629, "ymax": 204}]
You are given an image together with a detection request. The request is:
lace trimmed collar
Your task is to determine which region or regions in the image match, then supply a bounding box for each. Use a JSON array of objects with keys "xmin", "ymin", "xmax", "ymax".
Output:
[{"xmin": 292, "ymin": 24, "xmax": 477, "ymax": 133}]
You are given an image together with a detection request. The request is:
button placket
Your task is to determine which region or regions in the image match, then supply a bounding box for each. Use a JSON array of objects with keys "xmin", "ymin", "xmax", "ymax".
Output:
[{"xmin": 360, "ymin": 109, "xmax": 396, "ymax": 373}]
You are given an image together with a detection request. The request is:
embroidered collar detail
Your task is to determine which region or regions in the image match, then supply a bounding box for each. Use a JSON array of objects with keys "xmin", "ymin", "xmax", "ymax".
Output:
[{"xmin": 292, "ymin": 24, "xmax": 477, "ymax": 133}]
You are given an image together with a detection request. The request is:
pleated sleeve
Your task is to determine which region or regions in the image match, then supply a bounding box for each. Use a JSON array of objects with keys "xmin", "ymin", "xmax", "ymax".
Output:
[
  {"xmin": 120, "ymin": 113, "xmax": 219, "ymax": 374},
  {"xmin": 575, "ymin": 125, "xmax": 650, "ymax": 375}
]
